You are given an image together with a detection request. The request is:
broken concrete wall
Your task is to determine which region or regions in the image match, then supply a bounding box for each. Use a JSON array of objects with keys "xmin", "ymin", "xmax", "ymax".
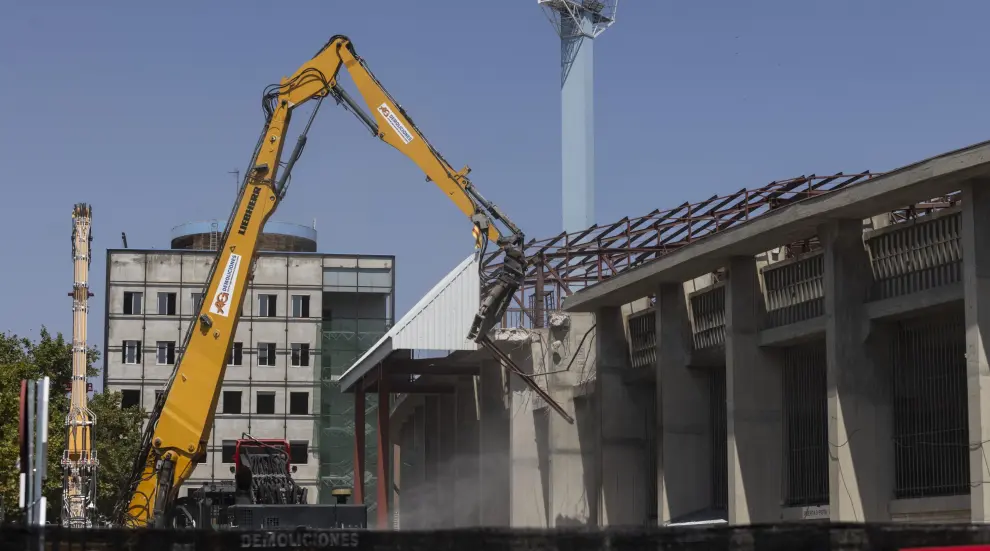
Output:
[
  {"xmin": 498, "ymin": 311, "xmax": 599, "ymax": 527},
  {"xmin": 398, "ymin": 305, "xmax": 653, "ymax": 529}
]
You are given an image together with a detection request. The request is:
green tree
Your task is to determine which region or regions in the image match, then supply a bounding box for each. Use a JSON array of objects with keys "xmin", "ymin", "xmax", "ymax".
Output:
[
  {"xmin": 89, "ymin": 389, "xmax": 145, "ymax": 515},
  {"xmin": 0, "ymin": 327, "xmax": 144, "ymax": 524}
]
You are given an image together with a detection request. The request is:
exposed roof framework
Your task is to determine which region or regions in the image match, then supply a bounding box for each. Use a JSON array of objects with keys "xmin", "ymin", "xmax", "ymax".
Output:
[
  {"xmin": 338, "ymin": 142, "xmax": 973, "ymax": 392},
  {"xmin": 558, "ymin": 139, "xmax": 990, "ymax": 312},
  {"xmin": 491, "ymin": 169, "xmax": 963, "ymax": 329}
]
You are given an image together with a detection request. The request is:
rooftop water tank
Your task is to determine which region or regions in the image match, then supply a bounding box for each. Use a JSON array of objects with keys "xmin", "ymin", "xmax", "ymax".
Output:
[{"xmin": 169, "ymin": 220, "xmax": 317, "ymax": 252}]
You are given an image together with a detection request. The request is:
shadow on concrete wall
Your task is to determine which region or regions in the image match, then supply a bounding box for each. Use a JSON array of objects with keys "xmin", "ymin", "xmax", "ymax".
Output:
[
  {"xmin": 572, "ymin": 393, "xmax": 600, "ymax": 526},
  {"xmin": 533, "ymin": 408, "xmax": 552, "ymax": 527}
]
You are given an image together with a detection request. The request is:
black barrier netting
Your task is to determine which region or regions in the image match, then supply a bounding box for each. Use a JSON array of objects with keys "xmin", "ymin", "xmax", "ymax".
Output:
[{"xmin": 5, "ymin": 524, "xmax": 990, "ymax": 551}]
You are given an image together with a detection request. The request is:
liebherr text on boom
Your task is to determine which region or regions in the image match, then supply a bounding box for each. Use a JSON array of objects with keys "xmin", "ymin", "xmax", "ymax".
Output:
[{"xmin": 114, "ymin": 34, "xmax": 571, "ymax": 530}]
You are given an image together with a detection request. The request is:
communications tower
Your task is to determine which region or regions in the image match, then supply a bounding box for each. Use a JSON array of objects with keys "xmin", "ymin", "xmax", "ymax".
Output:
[
  {"xmin": 62, "ymin": 203, "xmax": 98, "ymax": 527},
  {"xmin": 539, "ymin": 0, "xmax": 617, "ymax": 232}
]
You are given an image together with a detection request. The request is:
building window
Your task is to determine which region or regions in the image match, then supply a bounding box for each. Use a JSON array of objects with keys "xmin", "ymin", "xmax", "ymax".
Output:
[
  {"xmin": 191, "ymin": 292, "xmax": 203, "ymax": 312},
  {"xmin": 221, "ymin": 440, "xmax": 236, "ymax": 463},
  {"xmin": 289, "ymin": 440, "xmax": 309, "ymax": 465},
  {"xmin": 289, "ymin": 392, "xmax": 308, "ymax": 415},
  {"xmin": 122, "ymin": 340, "xmax": 141, "ymax": 364},
  {"xmin": 291, "ymin": 295, "xmax": 310, "ymax": 318},
  {"xmin": 222, "ymin": 390, "xmax": 242, "ymax": 414},
  {"xmin": 259, "ymin": 294, "xmax": 277, "ymax": 317},
  {"xmin": 256, "ymin": 391, "xmax": 275, "ymax": 414},
  {"xmin": 120, "ymin": 389, "xmax": 140, "ymax": 409},
  {"xmin": 123, "ymin": 291, "xmax": 143, "ymax": 315},
  {"xmin": 228, "ymin": 342, "xmax": 243, "ymax": 366},
  {"xmin": 156, "ymin": 341, "xmax": 176, "ymax": 365},
  {"xmin": 257, "ymin": 343, "xmax": 276, "ymax": 367},
  {"xmin": 157, "ymin": 292, "xmax": 177, "ymax": 315},
  {"xmin": 290, "ymin": 343, "xmax": 310, "ymax": 367}
]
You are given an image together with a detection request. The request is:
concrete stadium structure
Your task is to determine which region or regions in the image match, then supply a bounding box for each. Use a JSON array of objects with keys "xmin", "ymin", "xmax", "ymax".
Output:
[{"xmin": 338, "ymin": 139, "xmax": 990, "ymax": 528}]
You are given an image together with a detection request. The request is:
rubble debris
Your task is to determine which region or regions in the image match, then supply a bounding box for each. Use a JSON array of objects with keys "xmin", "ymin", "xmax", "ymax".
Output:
[{"xmin": 491, "ymin": 327, "xmax": 533, "ymax": 342}]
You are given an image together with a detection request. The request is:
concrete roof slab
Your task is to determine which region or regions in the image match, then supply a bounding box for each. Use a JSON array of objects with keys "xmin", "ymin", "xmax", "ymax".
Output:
[{"xmin": 562, "ymin": 139, "xmax": 990, "ymax": 312}]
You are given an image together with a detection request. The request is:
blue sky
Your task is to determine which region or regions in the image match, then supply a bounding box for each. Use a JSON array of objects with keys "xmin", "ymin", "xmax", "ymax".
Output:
[{"xmin": 2, "ymin": 1, "xmax": 988, "ymax": 373}]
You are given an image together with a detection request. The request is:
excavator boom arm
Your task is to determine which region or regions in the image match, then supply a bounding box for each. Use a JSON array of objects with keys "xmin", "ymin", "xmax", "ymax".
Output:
[
  {"xmin": 116, "ymin": 34, "xmax": 535, "ymax": 529},
  {"xmin": 309, "ymin": 36, "xmax": 528, "ymax": 341},
  {"xmin": 291, "ymin": 36, "xmax": 519, "ymax": 244},
  {"xmin": 117, "ymin": 89, "xmax": 298, "ymax": 529}
]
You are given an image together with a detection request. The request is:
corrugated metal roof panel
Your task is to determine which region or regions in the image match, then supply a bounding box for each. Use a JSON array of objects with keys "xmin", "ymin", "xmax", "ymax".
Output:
[
  {"xmin": 338, "ymin": 253, "xmax": 480, "ymax": 390},
  {"xmin": 391, "ymin": 254, "xmax": 480, "ymax": 351}
]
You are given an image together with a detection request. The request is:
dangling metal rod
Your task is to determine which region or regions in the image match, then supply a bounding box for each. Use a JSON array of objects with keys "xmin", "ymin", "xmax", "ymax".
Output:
[{"xmin": 479, "ymin": 335, "xmax": 574, "ymax": 424}]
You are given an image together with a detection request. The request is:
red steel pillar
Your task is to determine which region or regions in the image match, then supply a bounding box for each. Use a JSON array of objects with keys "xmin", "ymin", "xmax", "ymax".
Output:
[{"xmin": 353, "ymin": 384, "xmax": 366, "ymax": 505}]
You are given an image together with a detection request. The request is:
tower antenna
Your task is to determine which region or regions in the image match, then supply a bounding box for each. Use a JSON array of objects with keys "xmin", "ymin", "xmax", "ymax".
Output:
[{"xmin": 538, "ymin": 0, "xmax": 618, "ymax": 232}]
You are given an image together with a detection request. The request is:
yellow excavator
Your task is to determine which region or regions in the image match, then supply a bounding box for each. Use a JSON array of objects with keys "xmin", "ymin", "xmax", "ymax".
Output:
[{"xmin": 112, "ymin": 34, "xmax": 566, "ymax": 529}]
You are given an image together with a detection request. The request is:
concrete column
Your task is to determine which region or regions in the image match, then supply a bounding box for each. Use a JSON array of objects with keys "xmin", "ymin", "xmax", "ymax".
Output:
[
  {"xmin": 656, "ymin": 283, "xmax": 711, "ymax": 523},
  {"xmin": 508, "ymin": 343, "xmax": 549, "ymax": 527},
  {"xmin": 962, "ymin": 181, "xmax": 990, "ymax": 522},
  {"xmin": 479, "ymin": 359, "xmax": 510, "ymax": 526},
  {"xmin": 436, "ymin": 393, "xmax": 457, "ymax": 528},
  {"xmin": 454, "ymin": 381, "xmax": 481, "ymax": 526},
  {"xmin": 725, "ymin": 256, "xmax": 783, "ymax": 524},
  {"xmin": 408, "ymin": 405, "xmax": 427, "ymax": 528},
  {"xmin": 375, "ymin": 378, "xmax": 391, "ymax": 529},
  {"xmin": 395, "ymin": 417, "xmax": 409, "ymax": 527},
  {"xmin": 422, "ymin": 397, "xmax": 440, "ymax": 528},
  {"xmin": 820, "ymin": 219, "xmax": 893, "ymax": 521},
  {"xmin": 596, "ymin": 306, "xmax": 649, "ymax": 526},
  {"xmin": 395, "ymin": 417, "xmax": 414, "ymax": 528},
  {"xmin": 549, "ymin": 313, "xmax": 596, "ymax": 526}
]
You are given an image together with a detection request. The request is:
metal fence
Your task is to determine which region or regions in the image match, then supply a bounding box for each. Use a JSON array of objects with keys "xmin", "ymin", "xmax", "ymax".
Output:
[
  {"xmin": 781, "ymin": 341, "xmax": 828, "ymax": 508},
  {"xmin": 709, "ymin": 367, "xmax": 728, "ymax": 511},
  {"xmin": 892, "ymin": 313, "xmax": 969, "ymax": 499},
  {"xmin": 11, "ymin": 524, "xmax": 990, "ymax": 551}
]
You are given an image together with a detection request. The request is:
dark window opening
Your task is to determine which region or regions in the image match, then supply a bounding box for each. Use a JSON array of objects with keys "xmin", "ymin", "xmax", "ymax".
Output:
[
  {"xmin": 292, "ymin": 295, "xmax": 311, "ymax": 318},
  {"xmin": 120, "ymin": 389, "xmax": 140, "ymax": 409},
  {"xmin": 222, "ymin": 390, "xmax": 242, "ymax": 414},
  {"xmin": 259, "ymin": 294, "xmax": 277, "ymax": 318},
  {"xmin": 291, "ymin": 343, "xmax": 310, "ymax": 367},
  {"xmin": 221, "ymin": 440, "xmax": 236, "ymax": 463},
  {"xmin": 258, "ymin": 343, "xmax": 276, "ymax": 367},
  {"xmin": 156, "ymin": 341, "xmax": 176, "ymax": 365},
  {"xmin": 289, "ymin": 392, "xmax": 309, "ymax": 415},
  {"xmin": 122, "ymin": 340, "xmax": 141, "ymax": 364},
  {"xmin": 228, "ymin": 342, "xmax": 243, "ymax": 366},
  {"xmin": 257, "ymin": 392, "xmax": 276, "ymax": 414},
  {"xmin": 123, "ymin": 291, "xmax": 143, "ymax": 315},
  {"xmin": 157, "ymin": 292, "xmax": 177, "ymax": 316},
  {"xmin": 289, "ymin": 440, "xmax": 309, "ymax": 464}
]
